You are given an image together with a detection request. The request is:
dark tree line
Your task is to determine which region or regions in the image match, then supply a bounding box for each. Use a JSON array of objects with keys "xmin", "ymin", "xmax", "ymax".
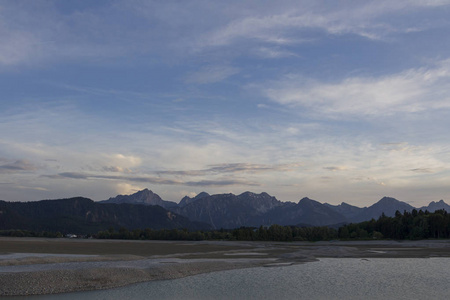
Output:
[
  {"xmin": 94, "ymin": 224, "xmax": 338, "ymax": 242},
  {"xmin": 338, "ymin": 209, "xmax": 450, "ymax": 240},
  {"xmin": 0, "ymin": 229, "xmax": 63, "ymax": 238},
  {"xmin": 82, "ymin": 209, "xmax": 450, "ymax": 241},
  {"xmin": 2, "ymin": 210, "xmax": 449, "ymax": 241},
  {"xmin": 96, "ymin": 227, "xmax": 211, "ymax": 241}
]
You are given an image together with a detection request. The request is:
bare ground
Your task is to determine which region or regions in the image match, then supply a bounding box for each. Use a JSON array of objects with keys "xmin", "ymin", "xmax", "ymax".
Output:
[{"xmin": 1, "ymin": 237, "xmax": 449, "ymax": 296}]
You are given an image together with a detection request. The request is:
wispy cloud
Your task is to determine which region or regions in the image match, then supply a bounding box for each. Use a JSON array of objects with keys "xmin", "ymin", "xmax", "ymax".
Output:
[
  {"xmin": 324, "ymin": 166, "xmax": 348, "ymax": 172},
  {"xmin": 2, "ymin": 1, "xmax": 448, "ymax": 69},
  {"xmin": 410, "ymin": 168, "xmax": 435, "ymax": 173},
  {"xmin": 0, "ymin": 1, "xmax": 138, "ymax": 68},
  {"xmin": 0, "ymin": 29, "xmax": 40, "ymax": 67},
  {"xmin": 16, "ymin": 185, "xmax": 49, "ymax": 191},
  {"xmin": 44, "ymin": 171, "xmax": 258, "ymax": 187},
  {"xmin": 185, "ymin": 179, "xmax": 259, "ymax": 187},
  {"xmin": 158, "ymin": 162, "xmax": 301, "ymax": 176},
  {"xmin": 207, "ymin": 162, "xmax": 300, "ymax": 173},
  {"xmin": 185, "ymin": 65, "xmax": 240, "ymax": 84},
  {"xmin": 198, "ymin": 0, "xmax": 450, "ymax": 49},
  {"xmin": 262, "ymin": 59, "xmax": 450, "ymax": 118},
  {"xmin": 46, "ymin": 172, "xmax": 88, "ymax": 180},
  {"xmin": 0, "ymin": 160, "xmax": 38, "ymax": 173},
  {"xmin": 255, "ymin": 46, "xmax": 298, "ymax": 58},
  {"xmin": 102, "ymin": 166, "xmax": 131, "ymax": 173}
]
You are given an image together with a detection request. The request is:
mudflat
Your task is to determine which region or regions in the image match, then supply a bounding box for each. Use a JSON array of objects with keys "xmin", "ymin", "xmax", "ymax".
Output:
[{"xmin": 1, "ymin": 237, "xmax": 449, "ymax": 296}]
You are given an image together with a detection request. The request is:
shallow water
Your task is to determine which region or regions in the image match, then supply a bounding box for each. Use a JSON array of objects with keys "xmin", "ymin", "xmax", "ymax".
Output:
[
  {"xmin": 0, "ymin": 253, "xmax": 96, "ymax": 260},
  {"xmin": 7, "ymin": 258, "xmax": 450, "ymax": 300}
]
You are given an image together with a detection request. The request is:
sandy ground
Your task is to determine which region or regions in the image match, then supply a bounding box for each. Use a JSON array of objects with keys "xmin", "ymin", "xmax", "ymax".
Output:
[{"xmin": 1, "ymin": 237, "xmax": 450, "ymax": 296}]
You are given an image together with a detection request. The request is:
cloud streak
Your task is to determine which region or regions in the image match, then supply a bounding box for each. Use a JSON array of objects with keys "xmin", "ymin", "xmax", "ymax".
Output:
[
  {"xmin": 262, "ymin": 59, "xmax": 450, "ymax": 118},
  {"xmin": 198, "ymin": 0, "xmax": 450, "ymax": 50},
  {"xmin": 185, "ymin": 65, "xmax": 240, "ymax": 84},
  {"xmin": 43, "ymin": 171, "xmax": 259, "ymax": 188},
  {"xmin": 157, "ymin": 162, "xmax": 301, "ymax": 176},
  {"xmin": 0, "ymin": 160, "xmax": 38, "ymax": 173}
]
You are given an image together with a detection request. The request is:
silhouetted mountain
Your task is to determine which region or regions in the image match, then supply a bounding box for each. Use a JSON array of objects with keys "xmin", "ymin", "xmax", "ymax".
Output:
[
  {"xmin": 100, "ymin": 188, "xmax": 177, "ymax": 209},
  {"xmin": 266, "ymin": 197, "xmax": 348, "ymax": 226},
  {"xmin": 174, "ymin": 191, "xmax": 283, "ymax": 229},
  {"xmin": 175, "ymin": 194, "xmax": 347, "ymax": 228},
  {"xmin": 351, "ymin": 197, "xmax": 414, "ymax": 222},
  {"xmin": 420, "ymin": 200, "xmax": 450, "ymax": 212},
  {"xmin": 0, "ymin": 197, "xmax": 210, "ymax": 234},
  {"xmin": 4, "ymin": 188, "xmax": 448, "ymax": 234},
  {"xmin": 179, "ymin": 192, "xmax": 210, "ymax": 207},
  {"xmin": 100, "ymin": 190, "xmax": 450, "ymax": 228},
  {"xmin": 323, "ymin": 202, "xmax": 364, "ymax": 220}
]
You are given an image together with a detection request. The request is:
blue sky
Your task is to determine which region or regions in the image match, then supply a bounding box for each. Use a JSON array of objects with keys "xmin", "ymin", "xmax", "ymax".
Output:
[{"xmin": 1, "ymin": 0, "xmax": 450, "ymax": 206}]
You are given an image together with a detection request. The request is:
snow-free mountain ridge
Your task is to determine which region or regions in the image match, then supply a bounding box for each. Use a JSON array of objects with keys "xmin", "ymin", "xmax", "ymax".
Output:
[
  {"xmin": 101, "ymin": 188, "xmax": 177, "ymax": 209},
  {"xmin": 100, "ymin": 189, "xmax": 449, "ymax": 229}
]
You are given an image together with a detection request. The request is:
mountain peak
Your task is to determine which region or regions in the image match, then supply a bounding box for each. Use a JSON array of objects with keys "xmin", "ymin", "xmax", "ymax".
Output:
[
  {"xmin": 351, "ymin": 196, "xmax": 414, "ymax": 222},
  {"xmin": 420, "ymin": 199, "xmax": 450, "ymax": 212},
  {"xmin": 138, "ymin": 188, "xmax": 152, "ymax": 195},
  {"xmin": 239, "ymin": 191, "xmax": 255, "ymax": 197},
  {"xmin": 178, "ymin": 192, "xmax": 211, "ymax": 207},
  {"xmin": 194, "ymin": 192, "xmax": 210, "ymax": 200},
  {"xmin": 298, "ymin": 197, "xmax": 313, "ymax": 203},
  {"xmin": 101, "ymin": 188, "xmax": 177, "ymax": 209},
  {"xmin": 378, "ymin": 196, "xmax": 399, "ymax": 202}
]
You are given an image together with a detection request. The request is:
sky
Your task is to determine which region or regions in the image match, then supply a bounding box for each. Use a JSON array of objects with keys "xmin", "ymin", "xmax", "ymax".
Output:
[{"xmin": 1, "ymin": 0, "xmax": 450, "ymax": 207}]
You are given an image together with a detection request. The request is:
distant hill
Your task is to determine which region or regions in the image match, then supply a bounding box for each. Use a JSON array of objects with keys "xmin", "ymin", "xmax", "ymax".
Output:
[
  {"xmin": 323, "ymin": 202, "xmax": 364, "ymax": 220},
  {"xmin": 420, "ymin": 200, "xmax": 450, "ymax": 212},
  {"xmin": 100, "ymin": 188, "xmax": 177, "ymax": 209},
  {"xmin": 3, "ymin": 188, "xmax": 448, "ymax": 234},
  {"xmin": 173, "ymin": 193, "xmax": 430, "ymax": 228},
  {"xmin": 101, "ymin": 189, "xmax": 449, "ymax": 228},
  {"xmin": 178, "ymin": 192, "xmax": 210, "ymax": 207},
  {"xmin": 0, "ymin": 197, "xmax": 210, "ymax": 235},
  {"xmin": 350, "ymin": 197, "xmax": 415, "ymax": 222},
  {"xmin": 174, "ymin": 191, "xmax": 283, "ymax": 229},
  {"xmin": 266, "ymin": 197, "xmax": 348, "ymax": 227}
]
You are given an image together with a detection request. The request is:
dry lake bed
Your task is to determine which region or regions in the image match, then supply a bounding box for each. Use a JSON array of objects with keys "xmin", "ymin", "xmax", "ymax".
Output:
[{"xmin": 1, "ymin": 237, "xmax": 450, "ymax": 296}]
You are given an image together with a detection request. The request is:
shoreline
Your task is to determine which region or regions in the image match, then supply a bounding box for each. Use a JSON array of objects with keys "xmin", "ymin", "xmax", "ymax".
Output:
[
  {"xmin": 1, "ymin": 237, "xmax": 450, "ymax": 296},
  {"xmin": 0, "ymin": 258, "xmax": 271, "ymax": 296}
]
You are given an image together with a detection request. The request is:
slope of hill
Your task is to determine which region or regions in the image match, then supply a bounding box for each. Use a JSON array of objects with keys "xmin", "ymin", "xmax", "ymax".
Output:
[
  {"xmin": 265, "ymin": 197, "xmax": 348, "ymax": 226},
  {"xmin": 420, "ymin": 200, "xmax": 450, "ymax": 212},
  {"xmin": 323, "ymin": 202, "xmax": 364, "ymax": 220},
  {"xmin": 351, "ymin": 197, "xmax": 414, "ymax": 222},
  {"xmin": 0, "ymin": 197, "xmax": 210, "ymax": 234},
  {"xmin": 179, "ymin": 192, "xmax": 210, "ymax": 207}
]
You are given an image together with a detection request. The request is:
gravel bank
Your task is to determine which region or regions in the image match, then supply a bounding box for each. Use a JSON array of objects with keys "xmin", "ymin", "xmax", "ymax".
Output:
[
  {"xmin": 0, "ymin": 259, "xmax": 267, "ymax": 296},
  {"xmin": 1, "ymin": 238, "xmax": 449, "ymax": 296}
]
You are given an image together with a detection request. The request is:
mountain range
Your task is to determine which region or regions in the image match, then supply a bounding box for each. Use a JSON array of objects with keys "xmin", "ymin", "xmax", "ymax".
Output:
[
  {"xmin": 99, "ymin": 189, "xmax": 450, "ymax": 229},
  {"xmin": 1, "ymin": 189, "xmax": 448, "ymax": 234}
]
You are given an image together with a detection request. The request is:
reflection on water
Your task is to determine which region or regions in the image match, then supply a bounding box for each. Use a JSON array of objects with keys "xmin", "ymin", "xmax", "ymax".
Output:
[{"xmin": 7, "ymin": 258, "xmax": 450, "ymax": 300}]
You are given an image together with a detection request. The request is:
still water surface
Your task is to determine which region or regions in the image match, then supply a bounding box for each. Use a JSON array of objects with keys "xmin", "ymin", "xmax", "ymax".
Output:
[{"xmin": 9, "ymin": 258, "xmax": 450, "ymax": 300}]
